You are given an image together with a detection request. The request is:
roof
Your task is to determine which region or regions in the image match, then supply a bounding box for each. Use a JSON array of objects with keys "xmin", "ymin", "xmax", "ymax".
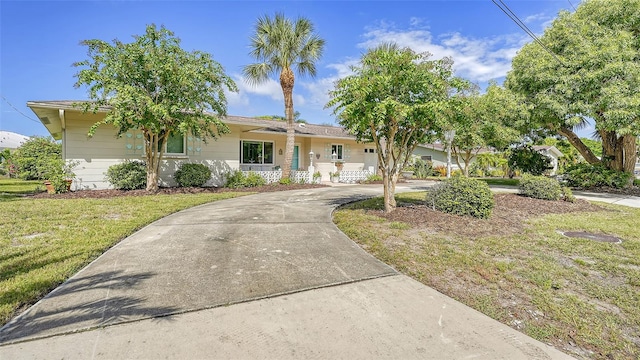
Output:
[
  {"xmin": 26, "ymin": 100, "xmax": 354, "ymax": 140},
  {"xmin": 417, "ymin": 143, "xmax": 493, "ymax": 154},
  {"xmin": 533, "ymin": 145, "xmax": 564, "ymax": 158},
  {"xmin": 0, "ymin": 131, "xmax": 29, "ymax": 149}
]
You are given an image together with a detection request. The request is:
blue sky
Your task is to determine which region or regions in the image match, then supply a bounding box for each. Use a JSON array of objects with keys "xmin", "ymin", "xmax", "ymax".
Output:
[{"xmin": 1, "ymin": 0, "xmax": 585, "ymax": 138}]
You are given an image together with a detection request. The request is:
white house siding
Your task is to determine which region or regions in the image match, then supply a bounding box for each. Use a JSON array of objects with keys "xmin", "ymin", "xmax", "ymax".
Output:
[{"xmin": 64, "ymin": 111, "xmax": 243, "ymax": 189}]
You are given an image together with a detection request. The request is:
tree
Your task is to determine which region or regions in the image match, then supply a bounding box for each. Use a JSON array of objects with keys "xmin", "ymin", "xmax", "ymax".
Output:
[
  {"xmin": 243, "ymin": 13, "xmax": 325, "ymax": 179},
  {"xmin": 506, "ymin": 0, "xmax": 640, "ymax": 185},
  {"xmin": 327, "ymin": 44, "xmax": 461, "ymax": 212},
  {"xmin": 74, "ymin": 24, "xmax": 237, "ymax": 192},
  {"xmin": 508, "ymin": 145, "xmax": 552, "ymax": 176},
  {"xmin": 442, "ymin": 83, "xmax": 522, "ymax": 176},
  {"xmin": 11, "ymin": 136, "xmax": 61, "ymax": 180}
]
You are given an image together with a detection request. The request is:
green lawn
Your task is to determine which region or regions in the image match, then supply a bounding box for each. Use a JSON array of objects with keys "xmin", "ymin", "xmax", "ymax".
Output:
[
  {"xmin": 0, "ymin": 178, "xmax": 44, "ymax": 196},
  {"xmin": 334, "ymin": 192, "xmax": 640, "ymax": 359},
  {"xmin": 0, "ymin": 191, "xmax": 247, "ymax": 325}
]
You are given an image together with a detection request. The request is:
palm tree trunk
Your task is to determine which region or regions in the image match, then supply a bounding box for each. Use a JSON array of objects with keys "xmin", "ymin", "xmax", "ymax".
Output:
[{"xmin": 280, "ymin": 68, "xmax": 295, "ymax": 179}]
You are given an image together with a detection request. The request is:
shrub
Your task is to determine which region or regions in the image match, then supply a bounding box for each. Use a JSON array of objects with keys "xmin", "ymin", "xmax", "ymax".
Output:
[
  {"xmin": 365, "ymin": 173, "xmax": 383, "ymax": 182},
  {"xmin": 562, "ymin": 186, "xmax": 576, "ymax": 203},
  {"xmin": 175, "ymin": 163, "xmax": 211, "ymax": 187},
  {"xmin": 426, "ymin": 176, "xmax": 494, "ymax": 219},
  {"xmin": 508, "ymin": 145, "xmax": 552, "ymax": 176},
  {"xmin": 43, "ymin": 159, "xmax": 78, "ymax": 193},
  {"xmin": 564, "ymin": 163, "xmax": 633, "ymax": 189},
  {"xmin": 635, "ymin": 178, "xmax": 640, "ymax": 187},
  {"xmin": 224, "ymin": 170, "xmax": 267, "ymax": 188},
  {"xmin": 411, "ymin": 157, "xmax": 434, "ymax": 178},
  {"xmin": 434, "ymin": 165, "xmax": 447, "ymax": 177},
  {"xmin": 278, "ymin": 177, "xmax": 292, "ymax": 185},
  {"xmin": 105, "ymin": 161, "xmax": 147, "ymax": 190},
  {"xmin": 518, "ymin": 174, "xmax": 562, "ymax": 201},
  {"xmin": 12, "ymin": 136, "xmax": 61, "ymax": 180}
]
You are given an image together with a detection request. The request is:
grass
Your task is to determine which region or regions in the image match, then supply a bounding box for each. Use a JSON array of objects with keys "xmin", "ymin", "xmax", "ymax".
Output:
[
  {"xmin": 334, "ymin": 192, "xmax": 640, "ymax": 359},
  {"xmin": 0, "ymin": 191, "xmax": 248, "ymax": 325},
  {"xmin": 0, "ymin": 178, "xmax": 43, "ymax": 196}
]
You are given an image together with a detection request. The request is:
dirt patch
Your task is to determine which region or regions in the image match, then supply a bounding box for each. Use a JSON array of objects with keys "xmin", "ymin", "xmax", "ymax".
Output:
[
  {"xmin": 28, "ymin": 183, "xmax": 327, "ymax": 199},
  {"xmin": 372, "ymin": 193, "xmax": 606, "ymax": 238}
]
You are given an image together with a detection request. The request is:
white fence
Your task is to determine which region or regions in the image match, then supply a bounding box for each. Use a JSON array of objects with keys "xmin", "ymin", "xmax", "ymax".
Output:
[
  {"xmin": 337, "ymin": 170, "xmax": 372, "ymax": 183},
  {"xmin": 241, "ymin": 170, "xmax": 320, "ymax": 184}
]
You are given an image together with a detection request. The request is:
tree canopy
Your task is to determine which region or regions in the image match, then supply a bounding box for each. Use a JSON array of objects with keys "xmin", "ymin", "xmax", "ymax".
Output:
[
  {"xmin": 441, "ymin": 83, "xmax": 523, "ymax": 176},
  {"xmin": 506, "ymin": 0, "xmax": 639, "ymax": 182},
  {"xmin": 327, "ymin": 43, "xmax": 462, "ymax": 212},
  {"xmin": 243, "ymin": 13, "xmax": 324, "ymax": 178},
  {"xmin": 74, "ymin": 24, "xmax": 237, "ymax": 191}
]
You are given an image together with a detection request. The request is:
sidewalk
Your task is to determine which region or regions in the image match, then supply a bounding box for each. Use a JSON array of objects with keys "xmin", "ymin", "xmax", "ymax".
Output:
[{"xmin": 1, "ymin": 182, "xmax": 577, "ymax": 359}]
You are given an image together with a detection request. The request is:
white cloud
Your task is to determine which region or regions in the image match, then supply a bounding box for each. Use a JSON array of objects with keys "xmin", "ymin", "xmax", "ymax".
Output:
[
  {"xmin": 356, "ymin": 22, "xmax": 529, "ymax": 83},
  {"xmin": 301, "ymin": 59, "xmax": 358, "ymax": 108},
  {"xmin": 523, "ymin": 12, "xmax": 548, "ymax": 24}
]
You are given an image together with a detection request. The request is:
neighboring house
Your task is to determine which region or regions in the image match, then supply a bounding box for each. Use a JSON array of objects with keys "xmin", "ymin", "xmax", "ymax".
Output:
[
  {"xmin": 0, "ymin": 131, "xmax": 29, "ymax": 151},
  {"xmin": 27, "ymin": 101, "xmax": 379, "ymax": 189},
  {"xmin": 532, "ymin": 145, "xmax": 563, "ymax": 175},
  {"xmin": 413, "ymin": 143, "xmax": 491, "ymax": 170}
]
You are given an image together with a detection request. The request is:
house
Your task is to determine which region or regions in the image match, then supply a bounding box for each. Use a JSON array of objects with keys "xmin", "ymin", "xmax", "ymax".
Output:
[
  {"xmin": 27, "ymin": 101, "xmax": 378, "ymax": 189},
  {"xmin": 532, "ymin": 145, "xmax": 563, "ymax": 175},
  {"xmin": 0, "ymin": 131, "xmax": 29, "ymax": 151}
]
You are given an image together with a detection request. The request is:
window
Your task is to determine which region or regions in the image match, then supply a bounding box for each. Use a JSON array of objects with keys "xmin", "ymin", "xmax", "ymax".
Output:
[
  {"xmin": 158, "ymin": 132, "xmax": 185, "ymax": 155},
  {"xmin": 166, "ymin": 132, "xmax": 185, "ymax": 154},
  {"xmin": 241, "ymin": 140, "xmax": 274, "ymax": 164},
  {"xmin": 331, "ymin": 144, "xmax": 344, "ymax": 160},
  {"xmin": 421, "ymin": 155, "xmax": 432, "ymax": 161}
]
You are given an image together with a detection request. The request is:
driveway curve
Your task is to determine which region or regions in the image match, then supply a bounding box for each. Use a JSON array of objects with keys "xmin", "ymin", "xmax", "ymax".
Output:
[{"xmin": 0, "ymin": 182, "xmax": 574, "ymax": 359}]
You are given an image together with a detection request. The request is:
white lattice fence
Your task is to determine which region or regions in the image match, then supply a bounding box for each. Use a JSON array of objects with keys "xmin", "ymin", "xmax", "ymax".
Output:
[
  {"xmin": 291, "ymin": 170, "xmax": 310, "ymax": 184},
  {"xmin": 339, "ymin": 170, "xmax": 372, "ymax": 183},
  {"xmin": 242, "ymin": 170, "xmax": 316, "ymax": 184}
]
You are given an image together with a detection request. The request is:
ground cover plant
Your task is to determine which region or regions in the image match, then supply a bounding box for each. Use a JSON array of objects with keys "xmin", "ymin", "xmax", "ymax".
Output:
[{"xmin": 334, "ymin": 192, "xmax": 640, "ymax": 359}]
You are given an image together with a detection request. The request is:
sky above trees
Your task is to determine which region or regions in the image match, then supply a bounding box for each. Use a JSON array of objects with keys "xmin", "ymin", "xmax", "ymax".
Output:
[{"xmin": 0, "ymin": 0, "xmax": 582, "ymax": 138}]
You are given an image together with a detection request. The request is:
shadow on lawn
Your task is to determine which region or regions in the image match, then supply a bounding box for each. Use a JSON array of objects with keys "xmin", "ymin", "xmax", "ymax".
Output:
[{"xmin": 0, "ymin": 270, "xmax": 178, "ymax": 344}]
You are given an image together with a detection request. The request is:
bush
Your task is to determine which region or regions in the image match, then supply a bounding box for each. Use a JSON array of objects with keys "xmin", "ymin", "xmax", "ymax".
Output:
[
  {"xmin": 564, "ymin": 163, "xmax": 633, "ymax": 189},
  {"xmin": 562, "ymin": 186, "xmax": 576, "ymax": 203},
  {"xmin": 105, "ymin": 161, "xmax": 147, "ymax": 190},
  {"xmin": 426, "ymin": 176, "xmax": 494, "ymax": 219},
  {"xmin": 411, "ymin": 157, "xmax": 434, "ymax": 178},
  {"xmin": 508, "ymin": 145, "xmax": 552, "ymax": 176},
  {"xmin": 518, "ymin": 174, "xmax": 562, "ymax": 201},
  {"xmin": 365, "ymin": 173, "xmax": 383, "ymax": 182},
  {"xmin": 175, "ymin": 163, "xmax": 211, "ymax": 187},
  {"xmin": 12, "ymin": 137, "xmax": 61, "ymax": 180},
  {"xmin": 434, "ymin": 165, "xmax": 447, "ymax": 177},
  {"xmin": 278, "ymin": 177, "xmax": 292, "ymax": 185},
  {"xmin": 43, "ymin": 159, "xmax": 78, "ymax": 193},
  {"xmin": 224, "ymin": 170, "xmax": 267, "ymax": 188}
]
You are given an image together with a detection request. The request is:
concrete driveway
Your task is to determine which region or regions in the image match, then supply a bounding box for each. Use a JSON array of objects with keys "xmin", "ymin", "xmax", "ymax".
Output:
[{"xmin": 0, "ymin": 182, "xmax": 574, "ymax": 359}]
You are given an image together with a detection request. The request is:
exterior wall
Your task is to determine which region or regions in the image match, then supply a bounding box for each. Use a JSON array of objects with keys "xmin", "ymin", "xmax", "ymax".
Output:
[
  {"xmin": 307, "ymin": 139, "xmax": 373, "ymax": 182},
  {"xmin": 64, "ymin": 110, "xmax": 241, "ymax": 190},
  {"xmin": 62, "ymin": 110, "xmax": 376, "ymax": 189}
]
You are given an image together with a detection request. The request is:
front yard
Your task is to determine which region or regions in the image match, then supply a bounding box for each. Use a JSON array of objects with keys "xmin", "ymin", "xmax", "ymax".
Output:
[{"xmin": 334, "ymin": 192, "xmax": 640, "ymax": 359}]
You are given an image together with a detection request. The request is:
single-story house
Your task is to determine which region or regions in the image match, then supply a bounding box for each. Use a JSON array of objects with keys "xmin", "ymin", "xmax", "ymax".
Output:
[
  {"xmin": 27, "ymin": 101, "xmax": 379, "ymax": 190},
  {"xmin": 532, "ymin": 145, "xmax": 563, "ymax": 175}
]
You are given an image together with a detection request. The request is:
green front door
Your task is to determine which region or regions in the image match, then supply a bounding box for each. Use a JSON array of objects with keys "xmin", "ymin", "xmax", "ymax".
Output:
[{"xmin": 291, "ymin": 145, "xmax": 299, "ymax": 170}]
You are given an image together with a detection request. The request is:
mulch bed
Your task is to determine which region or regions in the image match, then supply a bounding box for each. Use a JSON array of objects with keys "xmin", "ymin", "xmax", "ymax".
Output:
[
  {"xmin": 373, "ymin": 193, "xmax": 607, "ymax": 238},
  {"xmin": 28, "ymin": 183, "xmax": 328, "ymax": 199}
]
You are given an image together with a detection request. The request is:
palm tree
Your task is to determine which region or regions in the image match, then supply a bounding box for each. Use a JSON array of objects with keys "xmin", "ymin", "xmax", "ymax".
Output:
[{"xmin": 243, "ymin": 13, "xmax": 325, "ymax": 178}]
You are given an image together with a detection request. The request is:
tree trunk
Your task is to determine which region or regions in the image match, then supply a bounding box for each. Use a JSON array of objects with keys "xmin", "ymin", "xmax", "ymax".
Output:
[
  {"xmin": 621, "ymin": 134, "xmax": 637, "ymax": 186},
  {"xmin": 382, "ymin": 171, "xmax": 395, "ymax": 213},
  {"xmin": 600, "ymin": 130, "xmax": 622, "ymax": 171},
  {"xmin": 280, "ymin": 67, "xmax": 295, "ymax": 179},
  {"xmin": 144, "ymin": 131, "xmax": 164, "ymax": 192},
  {"xmin": 557, "ymin": 127, "xmax": 601, "ymax": 165}
]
